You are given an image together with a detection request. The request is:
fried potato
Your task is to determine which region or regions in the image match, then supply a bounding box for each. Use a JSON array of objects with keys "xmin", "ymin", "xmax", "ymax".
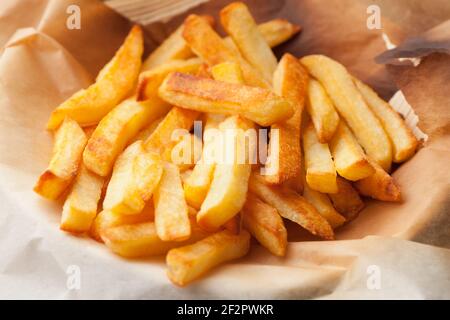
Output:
[
  {"xmin": 242, "ymin": 193, "xmax": 287, "ymax": 256},
  {"xmin": 103, "ymin": 141, "xmax": 163, "ymax": 215},
  {"xmin": 249, "ymin": 173, "xmax": 334, "ymax": 240},
  {"xmin": 90, "ymin": 205, "xmax": 154, "ymax": 242},
  {"xmin": 129, "ymin": 116, "xmax": 164, "ymax": 144},
  {"xmin": 144, "ymin": 107, "xmax": 199, "ymax": 154},
  {"xmin": 257, "ymin": 19, "xmax": 301, "ymax": 47},
  {"xmin": 300, "ymin": 55, "xmax": 392, "ymax": 171},
  {"xmin": 328, "ymin": 177, "xmax": 364, "ymax": 221},
  {"xmin": 34, "ymin": 117, "xmax": 87, "ymax": 199},
  {"xmin": 330, "ymin": 121, "xmax": 375, "ymax": 181},
  {"xmin": 166, "ymin": 230, "xmax": 250, "ymax": 286},
  {"xmin": 303, "ymin": 184, "xmax": 346, "ymax": 229},
  {"xmin": 159, "ymin": 72, "xmax": 293, "ymax": 126},
  {"xmin": 60, "ymin": 165, "xmax": 104, "ymax": 233},
  {"xmin": 353, "ymin": 77, "xmax": 418, "ymax": 163},
  {"xmin": 154, "ymin": 162, "xmax": 191, "ymax": 241},
  {"xmin": 83, "ymin": 98, "xmax": 170, "ymax": 177},
  {"xmin": 220, "ymin": 2, "xmax": 278, "ymax": 83},
  {"xmin": 197, "ymin": 116, "xmax": 254, "ymax": 231},
  {"xmin": 302, "ymin": 123, "xmax": 338, "ymax": 193},
  {"xmin": 164, "ymin": 133, "xmax": 202, "ymax": 172},
  {"xmin": 182, "ymin": 14, "xmax": 270, "ymax": 88},
  {"xmin": 265, "ymin": 54, "xmax": 308, "ymax": 185},
  {"xmin": 223, "ymin": 215, "xmax": 240, "ymax": 234},
  {"xmin": 306, "ymin": 79, "xmax": 340, "ymax": 143},
  {"xmin": 137, "ymin": 58, "xmax": 202, "ymax": 101},
  {"xmin": 355, "ymin": 159, "xmax": 401, "ymax": 202},
  {"xmin": 47, "ymin": 26, "xmax": 143, "ymax": 130},
  {"xmin": 211, "ymin": 62, "xmax": 245, "ymax": 84},
  {"xmin": 142, "ymin": 16, "xmax": 213, "ymax": 71}
]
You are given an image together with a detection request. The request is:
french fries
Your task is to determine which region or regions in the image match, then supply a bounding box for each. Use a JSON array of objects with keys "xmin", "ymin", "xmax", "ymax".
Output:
[
  {"xmin": 300, "ymin": 55, "xmax": 392, "ymax": 171},
  {"xmin": 249, "ymin": 173, "xmax": 334, "ymax": 240},
  {"xmin": 103, "ymin": 141, "xmax": 163, "ymax": 215},
  {"xmin": 355, "ymin": 159, "xmax": 401, "ymax": 202},
  {"xmin": 60, "ymin": 164, "xmax": 104, "ymax": 233},
  {"xmin": 211, "ymin": 62, "xmax": 245, "ymax": 84},
  {"xmin": 166, "ymin": 230, "xmax": 250, "ymax": 286},
  {"xmin": 182, "ymin": 14, "xmax": 270, "ymax": 88},
  {"xmin": 328, "ymin": 177, "xmax": 365, "ymax": 221},
  {"xmin": 329, "ymin": 122, "xmax": 375, "ymax": 181},
  {"xmin": 257, "ymin": 19, "xmax": 301, "ymax": 47},
  {"xmin": 34, "ymin": 117, "xmax": 87, "ymax": 199},
  {"xmin": 158, "ymin": 72, "xmax": 293, "ymax": 126},
  {"xmin": 302, "ymin": 123, "xmax": 338, "ymax": 193},
  {"xmin": 164, "ymin": 133, "xmax": 202, "ymax": 172},
  {"xmin": 197, "ymin": 116, "xmax": 254, "ymax": 231},
  {"xmin": 154, "ymin": 162, "xmax": 191, "ymax": 241},
  {"xmin": 220, "ymin": 2, "xmax": 278, "ymax": 83},
  {"xmin": 83, "ymin": 98, "xmax": 170, "ymax": 177},
  {"xmin": 306, "ymin": 79, "xmax": 340, "ymax": 143},
  {"xmin": 265, "ymin": 53, "xmax": 308, "ymax": 185},
  {"xmin": 353, "ymin": 77, "xmax": 418, "ymax": 162},
  {"xmin": 242, "ymin": 193, "xmax": 287, "ymax": 256},
  {"xmin": 47, "ymin": 26, "xmax": 143, "ymax": 130}
]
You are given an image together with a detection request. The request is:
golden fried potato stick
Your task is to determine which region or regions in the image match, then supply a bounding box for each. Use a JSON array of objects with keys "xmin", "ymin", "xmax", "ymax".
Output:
[
  {"xmin": 300, "ymin": 55, "xmax": 392, "ymax": 171},
  {"xmin": 306, "ymin": 79, "xmax": 340, "ymax": 143},
  {"xmin": 159, "ymin": 72, "xmax": 293, "ymax": 126},
  {"xmin": 353, "ymin": 77, "xmax": 418, "ymax": 163},
  {"xmin": 302, "ymin": 123, "xmax": 338, "ymax": 193},
  {"xmin": 329, "ymin": 121, "xmax": 375, "ymax": 181},
  {"xmin": 182, "ymin": 14, "xmax": 270, "ymax": 88},
  {"xmin": 154, "ymin": 162, "xmax": 191, "ymax": 241},
  {"xmin": 164, "ymin": 133, "xmax": 202, "ymax": 172},
  {"xmin": 137, "ymin": 58, "xmax": 202, "ymax": 101},
  {"xmin": 47, "ymin": 25, "xmax": 143, "ymax": 130},
  {"xmin": 83, "ymin": 98, "xmax": 170, "ymax": 177},
  {"xmin": 142, "ymin": 16, "xmax": 214, "ymax": 71},
  {"xmin": 60, "ymin": 164, "xmax": 105, "ymax": 233},
  {"xmin": 211, "ymin": 62, "xmax": 245, "ymax": 84},
  {"xmin": 242, "ymin": 193, "xmax": 287, "ymax": 256},
  {"xmin": 103, "ymin": 141, "xmax": 163, "ymax": 215},
  {"xmin": 249, "ymin": 173, "xmax": 334, "ymax": 240},
  {"xmin": 166, "ymin": 230, "xmax": 250, "ymax": 286},
  {"xmin": 220, "ymin": 2, "xmax": 278, "ymax": 84},
  {"xmin": 129, "ymin": 116, "xmax": 164, "ymax": 145},
  {"xmin": 265, "ymin": 53, "xmax": 308, "ymax": 185},
  {"xmin": 142, "ymin": 17, "xmax": 300, "ymax": 70},
  {"xmin": 355, "ymin": 159, "xmax": 401, "ymax": 202},
  {"xmin": 328, "ymin": 177, "xmax": 364, "ymax": 221},
  {"xmin": 34, "ymin": 117, "xmax": 87, "ymax": 199}
]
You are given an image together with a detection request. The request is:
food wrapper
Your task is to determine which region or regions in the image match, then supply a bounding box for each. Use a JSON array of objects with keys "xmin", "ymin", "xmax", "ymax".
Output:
[{"xmin": 0, "ymin": 0, "xmax": 449, "ymax": 299}]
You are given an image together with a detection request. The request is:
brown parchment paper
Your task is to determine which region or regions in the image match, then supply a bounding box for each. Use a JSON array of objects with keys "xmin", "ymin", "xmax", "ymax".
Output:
[{"xmin": 0, "ymin": 0, "xmax": 449, "ymax": 299}]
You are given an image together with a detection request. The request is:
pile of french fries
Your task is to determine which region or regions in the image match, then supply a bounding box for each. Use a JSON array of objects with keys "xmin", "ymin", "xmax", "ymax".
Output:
[{"xmin": 34, "ymin": 2, "xmax": 418, "ymax": 286}]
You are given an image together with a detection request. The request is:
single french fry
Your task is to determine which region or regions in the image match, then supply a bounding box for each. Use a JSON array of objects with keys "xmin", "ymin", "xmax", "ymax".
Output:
[
  {"xmin": 182, "ymin": 14, "xmax": 270, "ymax": 88},
  {"xmin": 83, "ymin": 98, "xmax": 170, "ymax": 177},
  {"xmin": 154, "ymin": 162, "xmax": 191, "ymax": 241},
  {"xmin": 60, "ymin": 164, "xmax": 104, "ymax": 233},
  {"xmin": 355, "ymin": 159, "xmax": 401, "ymax": 202},
  {"xmin": 328, "ymin": 177, "xmax": 364, "ymax": 221},
  {"xmin": 300, "ymin": 55, "xmax": 392, "ymax": 171},
  {"xmin": 220, "ymin": 2, "xmax": 278, "ymax": 83},
  {"xmin": 302, "ymin": 123, "xmax": 338, "ymax": 193},
  {"xmin": 159, "ymin": 72, "xmax": 293, "ymax": 126},
  {"xmin": 103, "ymin": 141, "xmax": 163, "ymax": 215},
  {"xmin": 353, "ymin": 77, "xmax": 418, "ymax": 163},
  {"xmin": 141, "ymin": 16, "xmax": 213, "ymax": 71},
  {"xmin": 90, "ymin": 205, "xmax": 154, "ymax": 242},
  {"xmin": 330, "ymin": 121, "xmax": 375, "ymax": 181},
  {"xmin": 166, "ymin": 230, "xmax": 250, "ymax": 286},
  {"xmin": 197, "ymin": 116, "xmax": 254, "ymax": 231},
  {"xmin": 257, "ymin": 19, "xmax": 301, "ymax": 47},
  {"xmin": 306, "ymin": 79, "xmax": 340, "ymax": 143},
  {"xmin": 130, "ymin": 116, "xmax": 164, "ymax": 144},
  {"xmin": 164, "ymin": 133, "xmax": 202, "ymax": 172},
  {"xmin": 211, "ymin": 62, "xmax": 245, "ymax": 84},
  {"xmin": 303, "ymin": 184, "xmax": 346, "ymax": 229},
  {"xmin": 47, "ymin": 26, "xmax": 143, "ymax": 129},
  {"xmin": 137, "ymin": 58, "xmax": 202, "ymax": 101},
  {"xmin": 242, "ymin": 193, "xmax": 287, "ymax": 256},
  {"xmin": 249, "ymin": 173, "xmax": 334, "ymax": 240},
  {"xmin": 34, "ymin": 117, "xmax": 87, "ymax": 199},
  {"xmin": 265, "ymin": 53, "xmax": 308, "ymax": 185}
]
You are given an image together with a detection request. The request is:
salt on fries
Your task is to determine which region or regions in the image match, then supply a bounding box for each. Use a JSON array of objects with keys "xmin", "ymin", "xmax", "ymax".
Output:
[{"xmin": 34, "ymin": 2, "xmax": 417, "ymax": 286}]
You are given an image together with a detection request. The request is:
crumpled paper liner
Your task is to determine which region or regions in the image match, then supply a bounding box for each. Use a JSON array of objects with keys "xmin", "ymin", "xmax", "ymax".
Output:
[{"xmin": 0, "ymin": 0, "xmax": 449, "ymax": 299}]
